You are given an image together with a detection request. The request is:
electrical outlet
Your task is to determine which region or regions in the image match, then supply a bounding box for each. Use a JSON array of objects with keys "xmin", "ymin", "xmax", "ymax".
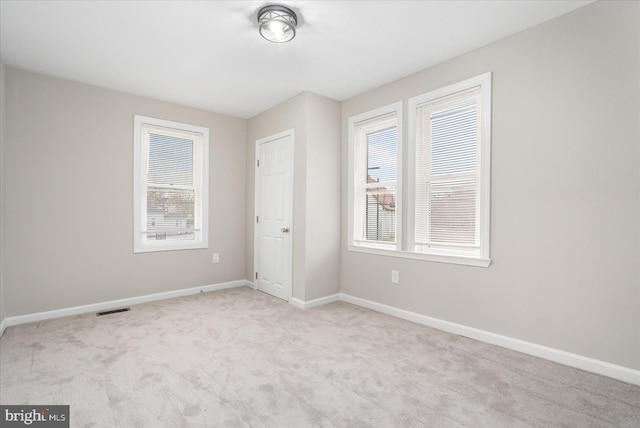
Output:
[
  {"xmin": 212, "ymin": 253, "xmax": 220, "ymax": 263},
  {"xmin": 391, "ymin": 270, "xmax": 399, "ymax": 284}
]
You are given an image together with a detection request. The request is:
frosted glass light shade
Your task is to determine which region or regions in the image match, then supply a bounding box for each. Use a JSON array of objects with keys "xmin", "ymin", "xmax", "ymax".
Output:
[{"xmin": 258, "ymin": 5, "xmax": 297, "ymax": 43}]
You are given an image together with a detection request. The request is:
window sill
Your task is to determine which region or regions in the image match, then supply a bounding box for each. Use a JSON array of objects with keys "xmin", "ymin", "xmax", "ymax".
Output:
[
  {"xmin": 347, "ymin": 244, "xmax": 491, "ymax": 267},
  {"xmin": 134, "ymin": 242, "xmax": 208, "ymax": 253}
]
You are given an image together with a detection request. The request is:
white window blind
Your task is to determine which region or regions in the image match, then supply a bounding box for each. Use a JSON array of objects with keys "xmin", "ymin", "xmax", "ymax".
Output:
[
  {"xmin": 134, "ymin": 116, "xmax": 209, "ymax": 253},
  {"xmin": 146, "ymin": 131, "xmax": 196, "ymax": 242},
  {"xmin": 348, "ymin": 73, "xmax": 490, "ymax": 266},
  {"xmin": 353, "ymin": 112, "xmax": 399, "ymax": 247},
  {"xmin": 414, "ymin": 87, "xmax": 482, "ymax": 255}
]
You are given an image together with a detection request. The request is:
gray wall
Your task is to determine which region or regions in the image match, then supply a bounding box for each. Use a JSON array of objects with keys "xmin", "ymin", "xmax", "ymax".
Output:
[
  {"xmin": 304, "ymin": 94, "xmax": 341, "ymax": 301},
  {"xmin": 4, "ymin": 69, "xmax": 247, "ymax": 316},
  {"xmin": 341, "ymin": 0, "xmax": 640, "ymax": 369},
  {"xmin": 3, "ymin": 0, "xmax": 638, "ymax": 374},
  {"xmin": 246, "ymin": 93, "xmax": 308, "ymax": 300},
  {"xmin": 0, "ymin": 58, "xmax": 6, "ymax": 328},
  {"xmin": 246, "ymin": 92, "xmax": 341, "ymax": 301}
]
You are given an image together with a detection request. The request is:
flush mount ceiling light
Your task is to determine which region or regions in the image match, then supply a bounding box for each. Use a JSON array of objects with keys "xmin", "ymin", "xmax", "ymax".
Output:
[{"xmin": 258, "ymin": 4, "xmax": 297, "ymax": 43}]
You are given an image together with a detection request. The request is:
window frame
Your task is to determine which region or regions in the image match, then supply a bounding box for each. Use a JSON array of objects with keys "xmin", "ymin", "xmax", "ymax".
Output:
[
  {"xmin": 133, "ymin": 115, "xmax": 209, "ymax": 253},
  {"xmin": 347, "ymin": 102, "xmax": 403, "ymax": 252},
  {"xmin": 346, "ymin": 73, "xmax": 491, "ymax": 267},
  {"xmin": 408, "ymin": 73, "xmax": 492, "ymax": 267}
]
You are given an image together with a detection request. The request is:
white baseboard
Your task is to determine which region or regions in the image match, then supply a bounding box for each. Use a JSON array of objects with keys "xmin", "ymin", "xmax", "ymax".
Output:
[
  {"xmin": 290, "ymin": 293, "xmax": 341, "ymax": 310},
  {"xmin": 340, "ymin": 293, "xmax": 640, "ymax": 386},
  {"xmin": 289, "ymin": 298, "xmax": 305, "ymax": 309},
  {"xmin": 3, "ymin": 279, "xmax": 251, "ymax": 328},
  {"xmin": 4, "ymin": 283, "xmax": 638, "ymax": 386}
]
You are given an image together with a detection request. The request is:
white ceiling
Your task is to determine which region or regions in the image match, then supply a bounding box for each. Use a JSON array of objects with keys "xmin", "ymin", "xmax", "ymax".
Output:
[{"xmin": 0, "ymin": 0, "xmax": 594, "ymax": 118}]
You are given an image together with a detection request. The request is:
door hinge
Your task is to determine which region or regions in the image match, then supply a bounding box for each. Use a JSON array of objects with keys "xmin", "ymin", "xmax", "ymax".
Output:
[
  {"xmin": 257, "ymin": 159, "xmax": 260, "ymax": 167},
  {"xmin": 255, "ymin": 272, "xmax": 258, "ymax": 280},
  {"xmin": 256, "ymin": 215, "xmax": 259, "ymax": 223}
]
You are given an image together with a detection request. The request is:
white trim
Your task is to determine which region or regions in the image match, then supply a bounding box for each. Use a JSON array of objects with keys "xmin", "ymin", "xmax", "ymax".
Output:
[
  {"xmin": 339, "ymin": 293, "xmax": 640, "ymax": 386},
  {"xmin": 289, "ymin": 298, "xmax": 305, "ymax": 309},
  {"xmin": 290, "ymin": 293, "xmax": 341, "ymax": 310},
  {"xmin": 254, "ymin": 129, "xmax": 295, "ymax": 303},
  {"xmin": 347, "ymin": 102, "xmax": 402, "ymax": 251},
  {"xmin": 3, "ymin": 280, "xmax": 251, "ymax": 328},
  {"xmin": 133, "ymin": 115, "xmax": 209, "ymax": 253},
  {"xmin": 407, "ymin": 72, "xmax": 492, "ymax": 265},
  {"xmin": 278, "ymin": 291, "xmax": 640, "ymax": 384},
  {"xmin": 2, "ymin": 283, "xmax": 638, "ymax": 385},
  {"xmin": 347, "ymin": 244, "xmax": 491, "ymax": 267}
]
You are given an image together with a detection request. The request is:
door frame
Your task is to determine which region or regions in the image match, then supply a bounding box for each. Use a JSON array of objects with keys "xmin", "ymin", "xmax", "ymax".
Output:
[{"xmin": 253, "ymin": 129, "xmax": 295, "ymax": 302}]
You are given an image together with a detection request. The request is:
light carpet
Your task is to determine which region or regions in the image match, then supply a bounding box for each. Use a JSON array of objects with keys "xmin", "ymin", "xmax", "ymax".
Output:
[{"xmin": 1, "ymin": 286, "xmax": 639, "ymax": 427}]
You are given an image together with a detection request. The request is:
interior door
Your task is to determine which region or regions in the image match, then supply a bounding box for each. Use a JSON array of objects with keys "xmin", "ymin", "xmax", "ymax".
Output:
[{"xmin": 254, "ymin": 130, "xmax": 293, "ymax": 301}]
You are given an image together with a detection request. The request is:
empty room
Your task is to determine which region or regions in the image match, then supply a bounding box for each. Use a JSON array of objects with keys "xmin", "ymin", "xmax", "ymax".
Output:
[{"xmin": 0, "ymin": 0, "xmax": 639, "ymax": 426}]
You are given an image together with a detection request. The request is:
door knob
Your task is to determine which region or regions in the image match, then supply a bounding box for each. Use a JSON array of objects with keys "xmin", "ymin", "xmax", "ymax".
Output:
[{"xmin": 281, "ymin": 227, "xmax": 290, "ymax": 233}]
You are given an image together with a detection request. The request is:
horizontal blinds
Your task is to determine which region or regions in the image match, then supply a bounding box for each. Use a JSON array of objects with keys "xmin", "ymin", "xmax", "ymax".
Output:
[
  {"xmin": 364, "ymin": 186, "xmax": 397, "ymax": 242},
  {"xmin": 415, "ymin": 87, "xmax": 481, "ymax": 251},
  {"xmin": 145, "ymin": 130, "xmax": 196, "ymax": 242},
  {"xmin": 148, "ymin": 133, "xmax": 193, "ymax": 187}
]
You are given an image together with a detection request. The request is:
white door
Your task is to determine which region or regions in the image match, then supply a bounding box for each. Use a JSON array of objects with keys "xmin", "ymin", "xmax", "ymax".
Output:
[{"xmin": 254, "ymin": 130, "xmax": 294, "ymax": 301}]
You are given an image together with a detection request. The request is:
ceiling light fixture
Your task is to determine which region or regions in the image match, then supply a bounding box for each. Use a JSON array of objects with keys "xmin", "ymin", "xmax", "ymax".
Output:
[{"xmin": 258, "ymin": 4, "xmax": 297, "ymax": 43}]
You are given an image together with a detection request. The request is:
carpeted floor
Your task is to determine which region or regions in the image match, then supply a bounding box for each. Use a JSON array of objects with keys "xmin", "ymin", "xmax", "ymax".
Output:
[{"xmin": 1, "ymin": 286, "xmax": 639, "ymax": 427}]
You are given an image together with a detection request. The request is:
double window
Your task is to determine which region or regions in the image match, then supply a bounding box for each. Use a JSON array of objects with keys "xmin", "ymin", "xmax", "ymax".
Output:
[
  {"xmin": 348, "ymin": 73, "xmax": 491, "ymax": 266},
  {"xmin": 133, "ymin": 116, "xmax": 209, "ymax": 253}
]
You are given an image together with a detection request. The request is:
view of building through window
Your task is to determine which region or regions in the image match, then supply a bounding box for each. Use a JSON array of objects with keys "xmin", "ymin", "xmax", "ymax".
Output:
[
  {"xmin": 146, "ymin": 133, "xmax": 196, "ymax": 242},
  {"xmin": 365, "ymin": 126, "xmax": 397, "ymax": 242}
]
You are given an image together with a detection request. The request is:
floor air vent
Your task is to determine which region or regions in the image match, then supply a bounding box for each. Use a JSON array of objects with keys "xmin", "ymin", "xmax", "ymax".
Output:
[{"xmin": 96, "ymin": 307, "xmax": 131, "ymax": 316}]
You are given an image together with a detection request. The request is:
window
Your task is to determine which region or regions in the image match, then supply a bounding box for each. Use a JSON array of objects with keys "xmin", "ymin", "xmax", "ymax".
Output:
[
  {"xmin": 348, "ymin": 103, "xmax": 402, "ymax": 251},
  {"xmin": 347, "ymin": 73, "xmax": 491, "ymax": 267},
  {"xmin": 133, "ymin": 116, "xmax": 209, "ymax": 253},
  {"xmin": 409, "ymin": 73, "xmax": 491, "ymax": 265}
]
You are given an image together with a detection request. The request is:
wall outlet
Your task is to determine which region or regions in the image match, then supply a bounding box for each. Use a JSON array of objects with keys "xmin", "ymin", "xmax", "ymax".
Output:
[
  {"xmin": 212, "ymin": 253, "xmax": 220, "ymax": 263},
  {"xmin": 391, "ymin": 270, "xmax": 399, "ymax": 284}
]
